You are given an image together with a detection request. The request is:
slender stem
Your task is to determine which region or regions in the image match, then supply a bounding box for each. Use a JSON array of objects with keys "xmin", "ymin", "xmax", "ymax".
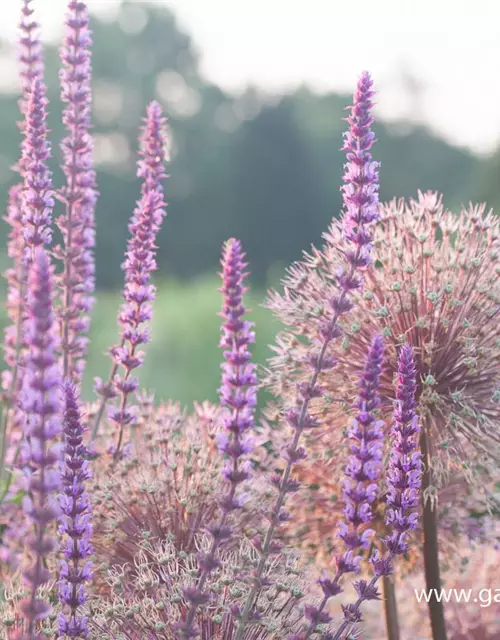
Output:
[
  {"xmin": 420, "ymin": 426, "xmax": 447, "ymax": 640},
  {"xmin": 91, "ymin": 360, "xmax": 119, "ymax": 440},
  {"xmin": 382, "ymin": 574, "xmax": 400, "ymax": 640}
]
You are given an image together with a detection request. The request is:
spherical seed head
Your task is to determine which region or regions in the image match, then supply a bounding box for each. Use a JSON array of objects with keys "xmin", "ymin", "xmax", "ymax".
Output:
[
  {"xmin": 268, "ymin": 191, "xmax": 500, "ymax": 490},
  {"xmin": 265, "ymin": 191, "xmax": 500, "ymax": 569},
  {"xmin": 88, "ymin": 404, "xmax": 306, "ymax": 639},
  {"xmin": 87, "ymin": 536, "xmax": 305, "ymax": 639}
]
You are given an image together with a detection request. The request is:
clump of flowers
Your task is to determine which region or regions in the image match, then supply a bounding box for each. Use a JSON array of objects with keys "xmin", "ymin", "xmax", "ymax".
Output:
[{"xmin": 3, "ymin": 1, "xmax": 494, "ymax": 639}]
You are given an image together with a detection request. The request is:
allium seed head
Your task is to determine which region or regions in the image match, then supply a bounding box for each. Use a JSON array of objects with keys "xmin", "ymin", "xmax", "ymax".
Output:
[{"xmin": 266, "ymin": 191, "xmax": 500, "ymax": 508}]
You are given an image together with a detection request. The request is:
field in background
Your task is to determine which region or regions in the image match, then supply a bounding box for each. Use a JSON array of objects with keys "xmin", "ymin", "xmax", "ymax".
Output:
[{"xmin": 82, "ymin": 277, "xmax": 280, "ymax": 406}]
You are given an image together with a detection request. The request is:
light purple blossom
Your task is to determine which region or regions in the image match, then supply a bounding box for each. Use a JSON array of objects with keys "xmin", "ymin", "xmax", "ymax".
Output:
[
  {"xmin": 16, "ymin": 249, "xmax": 62, "ymax": 637},
  {"xmin": 1, "ymin": 0, "xmax": 45, "ymax": 437},
  {"xmin": 234, "ymin": 72, "xmax": 381, "ymax": 640},
  {"xmin": 330, "ymin": 344, "xmax": 422, "ymax": 640},
  {"xmin": 21, "ymin": 77, "xmax": 54, "ymax": 256},
  {"xmin": 339, "ymin": 334, "xmax": 384, "ymax": 554},
  {"xmin": 95, "ymin": 101, "xmax": 167, "ymax": 453},
  {"xmin": 291, "ymin": 336, "xmax": 384, "ymax": 640},
  {"xmin": 377, "ymin": 343, "xmax": 422, "ymax": 561},
  {"xmin": 54, "ymin": 0, "xmax": 98, "ymax": 381}
]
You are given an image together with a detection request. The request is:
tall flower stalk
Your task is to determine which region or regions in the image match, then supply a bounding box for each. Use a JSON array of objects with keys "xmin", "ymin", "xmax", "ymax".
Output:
[
  {"xmin": 15, "ymin": 249, "xmax": 62, "ymax": 638},
  {"xmin": 331, "ymin": 344, "xmax": 422, "ymax": 640},
  {"xmin": 92, "ymin": 102, "xmax": 167, "ymax": 454},
  {"xmin": 289, "ymin": 335, "xmax": 384, "ymax": 640},
  {"xmin": 234, "ymin": 71, "xmax": 380, "ymax": 639},
  {"xmin": 58, "ymin": 382, "xmax": 93, "ymax": 638},
  {"xmin": 21, "ymin": 77, "xmax": 54, "ymax": 258},
  {"xmin": 0, "ymin": 0, "xmax": 45, "ymax": 489},
  {"xmin": 176, "ymin": 238, "xmax": 257, "ymax": 638},
  {"xmin": 55, "ymin": 0, "xmax": 98, "ymax": 382}
]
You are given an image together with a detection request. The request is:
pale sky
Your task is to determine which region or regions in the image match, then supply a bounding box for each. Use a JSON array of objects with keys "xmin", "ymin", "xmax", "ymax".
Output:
[{"xmin": 2, "ymin": 0, "xmax": 500, "ymax": 155}]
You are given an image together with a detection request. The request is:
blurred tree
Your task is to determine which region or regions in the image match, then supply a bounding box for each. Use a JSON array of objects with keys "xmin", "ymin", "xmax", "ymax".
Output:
[
  {"xmin": 0, "ymin": 0, "xmax": 491, "ymax": 291},
  {"xmin": 477, "ymin": 146, "xmax": 500, "ymax": 212}
]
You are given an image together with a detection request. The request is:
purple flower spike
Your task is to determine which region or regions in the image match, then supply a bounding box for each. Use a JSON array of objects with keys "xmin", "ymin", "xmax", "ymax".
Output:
[
  {"xmin": 100, "ymin": 102, "xmax": 167, "ymax": 451},
  {"xmin": 16, "ymin": 249, "xmax": 62, "ymax": 637},
  {"xmin": 329, "ymin": 344, "xmax": 422, "ymax": 640},
  {"xmin": 338, "ymin": 334, "xmax": 384, "ymax": 556},
  {"xmin": 21, "ymin": 78, "xmax": 54, "ymax": 257},
  {"xmin": 55, "ymin": 0, "xmax": 98, "ymax": 381},
  {"xmin": 237, "ymin": 72, "xmax": 380, "ymax": 640},
  {"xmin": 176, "ymin": 238, "xmax": 257, "ymax": 639},
  {"xmin": 18, "ymin": 0, "xmax": 44, "ymax": 101},
  {"xmin": 0, "ymin": 0, "xmax": 45, "ymax": 565},
  {"xmin": 381, "ymin": 343, "xmax": 422, "ymax": 558},
  {"xmin": 290, "ymin": 337, "xmax": 384, "ymax": 640},
  {"xmin": 341, "ymin": 72, "xmax": 379, "ymax": 246},
  {"xmin": 2, "ymin": 0, "xmax": 43, "ymax": 380},
  {"xmin": 58, "ymin": 381, "xmax": 93, "ymax": 639}
]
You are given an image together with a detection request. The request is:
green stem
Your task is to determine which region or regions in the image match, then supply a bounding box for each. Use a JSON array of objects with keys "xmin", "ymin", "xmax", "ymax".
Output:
[
  {"xmin": 420, "ymin": 426, "xmax": 447, "ymax": 640},
  {"xmin": 382, "ymin": 574, "xmax": 400, "ymax": 640}
]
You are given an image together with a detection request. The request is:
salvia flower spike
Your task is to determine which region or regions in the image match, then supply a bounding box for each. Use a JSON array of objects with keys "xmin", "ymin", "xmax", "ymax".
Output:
[
  {"xmin": 292, "ymin": 336, "xmax": 384, "ymax": 640},
  {"xmin": 57, "ymin": 381, "xmax": 93, "ymax": 638},
  {"xmin": 176, "ymin": 238, "xmax": 257, "ymax": 638},
  {"xmin": 331, "ymin": 344, "xmax": 422, "ymax": 640},
  {"xmin": 96, "ymin": 101, "xmax": 167, "ymax": 453},
  {"xmin": 1, "ymin": 0, "xmax": 45, "ymax": 491},
  {"xmin": 55, "ymin": 0, "xmax": 98, "ymax": 382},
  {"xmin": 234, "ymin": 71, "xmax": 380, "ymax": 640},
  {"xmin": 15, "ymin": 249, "xmax": 62, "ymax": 638},
  {"xmin": 339, "ymin": 333, "xmax": 384, "ymax": 555},
  {"xmin": 21, "ymin": 77, "xmax": 54, "ymax": 258}
]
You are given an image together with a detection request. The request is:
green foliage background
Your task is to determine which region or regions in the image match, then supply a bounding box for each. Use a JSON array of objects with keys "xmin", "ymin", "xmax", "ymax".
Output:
[{"xmin": 0, "ymin": 0, "xmax": 497, "ymax": 405}]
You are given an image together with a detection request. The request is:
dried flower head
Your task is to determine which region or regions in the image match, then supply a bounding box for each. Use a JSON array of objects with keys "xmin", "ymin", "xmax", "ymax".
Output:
[
  {"xmin": 0, "ymin": 576, "xmax": 58, "ymax": 638},
  {"xmin": 90, "ymin": 403, "xmax": 266, "ymax": 592},
  {"xmin": 88, "ymin": 537, "xmax": 305, "ymax": 640},
  {"xmin": 266, "ymin": 191, "xmax": 500, "ymax": 503}
]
